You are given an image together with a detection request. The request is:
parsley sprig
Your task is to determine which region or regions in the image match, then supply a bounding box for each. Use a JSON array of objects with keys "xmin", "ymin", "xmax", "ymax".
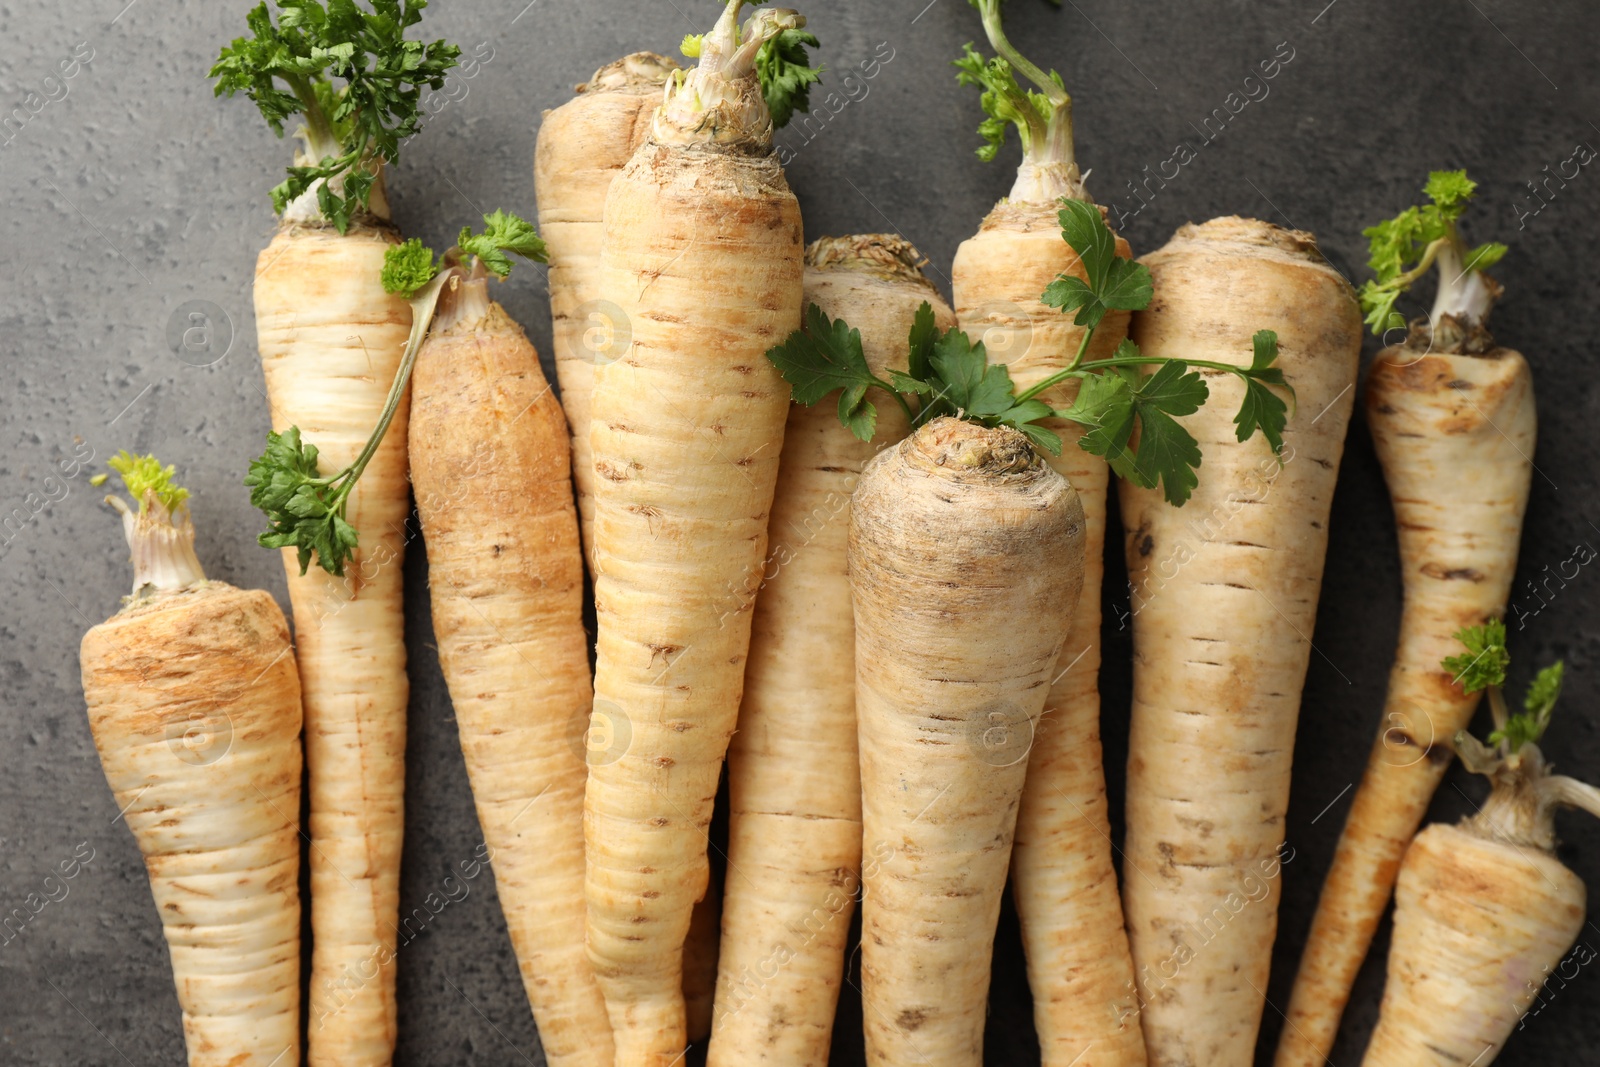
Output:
[
  {"xmin": 211, "ymin": 0, "xmax": 459, "ymax": 232},
  {"xmin": 768, "ymin": 302, "xmax": 1058, "ymax": 451},
  {"xmin": 767, "ymin": 201, "xmax": 1293, "ymax": 506},
  {"xmin": 247, "ymin": 209, "xmax": 542, "ymax": 575},
  {"xmin": 679, "ymin": 2, "xmax": 821, "ymax": 130},
  {"xmin": 1357, "ymin": 169, "xmax": 1507, "ymax": 340},
  {"xmin": 1443, "ymin": 620, "xmax": 1565, "ymax": 755}
]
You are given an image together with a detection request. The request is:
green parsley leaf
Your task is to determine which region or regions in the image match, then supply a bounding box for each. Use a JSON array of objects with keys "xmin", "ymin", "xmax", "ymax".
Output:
[
  {"xmin": 1464, "ymin": 242, "xmax": 1508, "ymax": 274},
  {"xmin": 1488, "ymin": 659, "xmax": 1565, "ymax": 752},
  {"xmin": 381, "ymin": 237, "xmax": 439, "ymax": 298},
  {"xmin": 1058, "ymin": 343, "xmax": 1207, "ymax": 506},
  {"xmin": 1358, "ymin": 279, "xmax": 1406, "ymax": 336},
  {"xmin": 766, "ymin": 303, "xmax": 876, "ymax": 407},
  {"xmin": 244, "ymin": 426, "xmax": 360, "ymax": 576},
  {"xmin": 1042, "ymin": 200, "xmax": 1152, "ymax": 327},
  {"xmin": 756, "ymin": 27, "xmax": 822, "ymax": 129},
  {"xmin": 1523, "ymin": 660, "xmax": 1564, "ymax": 720},
  {"xmin": 1130, "ymin": 406, "xmax": 1203, "ymax": 507},
  {"xmin": 906, "ymin": 301, "xmax": 938, "ymax": 383},
  {"xmin": 107, "ymin": 451, "xmax": 190, "ymax": 513},
  {"xmin": 1233, "ymin": 331, "xmax": 1289, "ymax": 453},
  {"xmin": 838, "ymin": 385, "xmax": 877, "ymax": 443},
  {"xmin": 458, "ymin": 209, "xmax": 548, "ymax": 279},
  {"xmin": 1442, "ymin": 620, "xmax": 1510, "ymax": 695},
  {"xmin": 1061, "ymin": 369, "xmax": 1136, "ymax": 469}
]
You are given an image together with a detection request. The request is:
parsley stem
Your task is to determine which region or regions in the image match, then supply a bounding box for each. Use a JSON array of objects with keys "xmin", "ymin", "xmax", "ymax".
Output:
[
  {"xmin": 879, "ymin": 380, "xmax": 919, "ymax": 429},
  {"xmin": 1019, "ymin": 354, "xmax": 1270, "ymax": 405},
  {"xmin": 284, "ymin": 74, "xmax": 342, "ymax": 163},
  {"xmin": 974, "ymin": 0, "xmax": 1068, "ymax": 109},
  {"xmin": 325, "ymin": 269, "xmax": 452, "ymax": 504},
  {"xmin": 1014, "ymin": 324, "xmax": 1097, "ymax": 405}
]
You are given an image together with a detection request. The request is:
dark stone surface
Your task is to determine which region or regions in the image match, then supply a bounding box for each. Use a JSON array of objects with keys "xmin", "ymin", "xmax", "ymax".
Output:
[{"xmin": 2, "ymin": 1, "xmax": 1598, "ymax": 1064}]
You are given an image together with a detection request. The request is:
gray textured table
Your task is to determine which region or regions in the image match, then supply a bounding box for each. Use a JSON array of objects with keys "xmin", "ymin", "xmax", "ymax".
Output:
[{"xmin": 3, "ymin": 1, "xmax": 1598, "ymax": 1064}]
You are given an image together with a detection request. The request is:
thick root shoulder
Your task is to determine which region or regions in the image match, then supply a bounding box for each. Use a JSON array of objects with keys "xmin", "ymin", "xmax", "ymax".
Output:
[
  {"xmin": 1361, "ymin": 824, "xmax": 1582, "ymax": 1066},
  {"xmin": 1120, "ymin": 217, "xmax": 1360, "ymax": 1067},
  {"xmin": 82, "ymin": 583, "xmax": 303, "ymax": 1067}
]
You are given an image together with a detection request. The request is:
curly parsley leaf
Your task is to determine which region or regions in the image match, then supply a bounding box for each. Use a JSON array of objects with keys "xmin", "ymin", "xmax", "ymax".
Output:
[
  {"xmin": 108, "ymin": 451, "xmax": 190, "ymax": 513},
  {"xmin": 459, "ymin": 209, "xmax": 548, "ymax": 279},
  {"xmin": 381, "ymin": 237, "xmax": 438, "ymax": 297},
  {"xmin": 953, "ymin": 43, "xmax": 1056, "ymax": 162},
  {"xmin": 1423, "ymin": 169, "xmax": 1477, "ymax": 219},
  {"xmin": 245, "ymin": 427, "xmax": 360, "ymax": 576},
  {"xmin": 1443, "ymin": 620, "xmax": 1510, "ymax": 695},
  {"xmin": 212, "ymin": 0, "xmax": 460, "ymax": 231}
]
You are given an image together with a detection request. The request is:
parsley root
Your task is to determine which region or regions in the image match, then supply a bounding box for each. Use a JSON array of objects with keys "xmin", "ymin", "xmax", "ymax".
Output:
[
  {"xmin": 584, "ymin": 4, "xmax": 806, "ymax": 1061},
  {"xmin": 708, "ymin": 236, "xmax": 956, "ymax": 1067},
  {"xmin": 83, "ymin": 457, "xmax": 303, "ymax": 1067},
  {"xmin": 952, "ymin": 7, "xmax": 1144, "ymax": 1058},
  {"xmin": 401, "ymin": 234, "xmax": 614, "ymax": 1064},
  {"xmin": 1278, "ymin": 171, "xmax": 1533, "ymax": 1067},
  {"xmin": 534, "ymin": 52, "xmax": 681, "ymax": 571},
  {"xmin": 1118, "ymin": 218, "xmax": 1361, "ymax": 1066},
  {"xmin": 851, "ymin": 418, "xmax": 1085, "ymax": 1067},
  {"xmin": 215, "ymin": 5, "xmax": 459, "ymax": 1059},
  {"xmin": 1360, "ymin": 636, "xmax": 1589, "ymax": 1066}
]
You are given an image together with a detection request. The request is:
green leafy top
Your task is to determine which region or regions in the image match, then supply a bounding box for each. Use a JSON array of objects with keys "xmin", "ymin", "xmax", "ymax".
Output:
[
  {"xmin": 1442, "ymin": 621, "xmax": 1565, "ymax": 754},
  {"xmin": 380, "ymin": 237, "xmax": 438, "ymax": 297},
  {"xmin": 754, "ymin": 27, "xmax": 822, "ymax": 128},
  {"xmin": 957, "ymin": 0, "xmax": 1075, "ymax": 189},
  {"xmin": 245, "ymin": 426, "xmax": 360, "ymax": 576},
  {"xmin": 108, "ymin": 451, "xmax": 190, "ymax": 513},
  {"xmin": 380, "ymin": 210, "xmax": 547, "ymax": 298},
  {"xmin": 681, "ymin": 19, "xmax": 820, "ymax": 128},
  {"xmin": 766, "ymin": 199, "xmax": 1294, "ymax": 506},
  {"xmin": 1357, "ymin": 169, "xmax": 1507, "ymax": 340},
  {"xmin": 953, "ymin": 43, "xmax": 1059, "ymax": 163},
  {"xmin": 211, "ymin": 0, "xmax": 460, "ymax": 232},
  {"xmin": 459, "ymin": 210, "xmax": 547, "ymax": 279}
]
